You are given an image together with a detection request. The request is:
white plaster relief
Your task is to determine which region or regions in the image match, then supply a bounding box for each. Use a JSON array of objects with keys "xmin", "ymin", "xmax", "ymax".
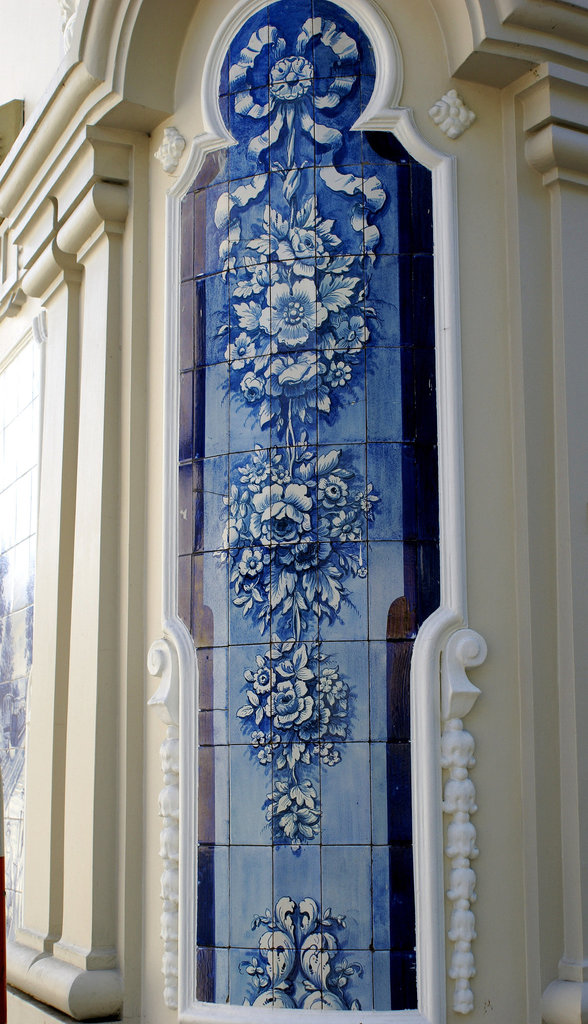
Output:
[
  {"xmin": 441, "ymin": 628, "xmax": 486, "ymax": 1014},
  {"xmin": 148, "ymin": 637, "xmax": 180, "ymax": 1010},
  {"xmin": 58, "ymin": 0, "xmax": 80, "ymax": 51},
  {"xmin": 155, "ymin": 128, "xmax": 187, "ymax": 174},
  {"xmin": 429, "ymin": 90, "xmax": 476, "ymax": 140}
]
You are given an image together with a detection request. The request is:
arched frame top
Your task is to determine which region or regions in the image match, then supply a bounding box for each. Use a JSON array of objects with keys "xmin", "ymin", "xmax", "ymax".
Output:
[{"xmin": 149, "ymin": 1, "xmax": 486, "ymax": 1022}]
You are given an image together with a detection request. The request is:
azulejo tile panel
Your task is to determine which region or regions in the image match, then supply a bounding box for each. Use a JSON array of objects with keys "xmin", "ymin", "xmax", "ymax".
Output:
[
  {"xmin": 178, "ymin": 0, "xmax": 439, "ymax": 1009},
  {"xmin": 0, "ymin": 340, "xmax": 40, "ymax": 940}
]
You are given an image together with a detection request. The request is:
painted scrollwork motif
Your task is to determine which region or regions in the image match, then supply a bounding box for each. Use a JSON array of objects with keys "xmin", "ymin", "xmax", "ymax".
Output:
[{"xmin": 240, "ymin": 897, "xmax": 362, "ymax": 1009}]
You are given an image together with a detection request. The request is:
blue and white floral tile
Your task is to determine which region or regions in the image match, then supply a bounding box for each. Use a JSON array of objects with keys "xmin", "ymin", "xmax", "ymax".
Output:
[
  {"xmin": 315, "ymin": 168, "xmax": 365, "ymax": 255},
  {"xmin": 272, "ymin": 759, "xmax": 321, "ymax": 847},
  {"xmin": 229, "ymin": 743, "xmax": 272, "ymax": 844},
  {"xmin": 320, "ymin": 741, "xmax": 371, "ymax": 844},
  {"xmin": 317, "ymin": 539, "xmax": 368, "ymax": 642},
  {"xmin": 197, "ymin": 646, "xmax": 228, "ymax": 712},
  {"xmin": 331, "ymin": 950, "xmax": 374, "ymax": 1010},
  {"xmin": 366, "ymin": 346, "xmax": 403, "ymax": 442},
  {"xmin": 198, "ymin": 744, "xmax": 229, "ymax": 844},
  {"xmin": 229, "ymin": 844, "xmax": 273, "ymax": 947},
  {"xmin": 191, "ymin": 552, "xmax": 229, "ymax": 648},
  {"xmin": 228, "ymin": 172, "xmax": 272, "ymax": 263},
  {"xmin": 315, "ymin": 441, "xmax": 367, "ymax": 538},
  {"xmin": 317, "ymin": 356, "xmax": 366, "ymax": 447},
  {"xmin": 367, "ymin": 541, "xmax": 405, "ymax": 640},
  {"xmin": 189, "ymin": 150, "xmax": 229, "ymax": 194},
  {"xmin": 319, "ymin": 638, "xmax": 369, "ymax": 740},
  {"xmin": 229, "ymin": 364, "xmax": 274, "ymax": 454},
  {"xmin": 228, "ymin": 642, "xmax": 273, "ymax": 743},
  {"xmin": 321, "ymin": 844, "xmax": 372, "ymax": 948}
]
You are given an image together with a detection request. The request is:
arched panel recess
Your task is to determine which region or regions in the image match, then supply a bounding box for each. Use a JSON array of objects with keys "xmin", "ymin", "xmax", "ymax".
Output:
[{"xmin": 148, "ymin": 1, "xmax": 487, "ymax": 1022}]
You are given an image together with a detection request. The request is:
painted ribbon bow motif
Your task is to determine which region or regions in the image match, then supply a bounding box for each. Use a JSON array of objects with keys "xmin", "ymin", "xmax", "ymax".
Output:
[{"xmin": 217, "ymin": 9, "xmax": 387, "ymax": 847}]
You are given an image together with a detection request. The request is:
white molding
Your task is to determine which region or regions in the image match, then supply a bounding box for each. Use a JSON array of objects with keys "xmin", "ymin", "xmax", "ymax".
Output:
[
  {"xmin": 152, "ymin": 2, "xmax": 487, "ymax": 1021},
  {"xmin": 148, "ymin": 638, "xmax": 181, "ymax": 1009},
  {"xmin": 155, "ymin": 128, "xmax": 187, "ymax": 175},
  {"xmin": 428, "ymin": 91, "xmax": 476, "ymax": 140}
]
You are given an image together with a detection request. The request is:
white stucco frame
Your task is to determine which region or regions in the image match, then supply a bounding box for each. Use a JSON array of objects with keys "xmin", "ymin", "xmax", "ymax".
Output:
[{"xmin": 148, "ymin": 0, "xmax": 487, "ymax": 1021}]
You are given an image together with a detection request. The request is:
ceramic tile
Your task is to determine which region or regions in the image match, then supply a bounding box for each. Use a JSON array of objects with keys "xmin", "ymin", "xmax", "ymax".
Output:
[
  {"xmin": 367, "ymin": 541, "xmax": 405, "ymax": 640},
  {"xmin": 320, "ymin": 740, "xmax": 371, "ymax": 843},
  {"xmin": 388, "ymin": 951, "xmax": 418, "ymax": 1010},
  {"xmin": 197, "ymin": 947, "xmax": 228, "ymax": 1003},
  {"xmin": 194, "ymin": 362, "xmax": 229, "ymax": 459},
  {"xmin": 366, "ymin": 346, "xmax": 403, "ymax": 442},
  {"xmin": 321, "ymin": 844, "xmax": 372, "ymax": 948},
  {"xmin": 272, "ymin": 842, "xmax": 320, "ymax": 912},
  {"xmin": 197, "ymin": 844, "xmax": 229, "ymax": 946},
  {"xmin": 319, "ymin": 638, "xmax": 369, "ymax": 740},
  {"xmin": 180, "ymin": 280, "xmax": 194, "ymax": 371},
  {"xmin": 229, "ymin": 844, "xmax": 272, "ymax": 946},
  {"xmin": 178, "ymin": 463, "xmax": 194, "ymax": 557},
  {"xmin": 194, "ymin": 454, "xmax": 228, "ymax": 554},
  {"xmin": 181, "ymin": 1, "xmax": 442, "ymax": 998},
  {"xmin": 177, "ymin": 554, "xmax": 191, "ymax": 629},
  {"xmin": 179, "ymin": 371, "xmax": 193, "ymax": 464},
  {"xmin": 180, "ymin": 193, "xmax": 194, "ymax": 281},
  {"xmin": 198, "ymin": 745, "xmax": 229, "ymax": 844},
  {"xmin": 230, "ymin": 743, "xmax": 272, "ymax": 844},
  {"xmin": 191, "ymin": 552, "xmax": 229, "ymax": 648},
  {"xmin": 198, "ymin": 710, "xmax": 229, "ymax": 747},
  {"xmin": 197, "ymin": 647, "xmax": 228, "ymax": 711}
]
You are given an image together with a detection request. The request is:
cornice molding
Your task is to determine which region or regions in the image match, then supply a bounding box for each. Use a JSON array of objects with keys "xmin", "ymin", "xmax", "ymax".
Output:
[{"xmin": 517, "ymin": 65, "xmax": 588, "ymax": 183}]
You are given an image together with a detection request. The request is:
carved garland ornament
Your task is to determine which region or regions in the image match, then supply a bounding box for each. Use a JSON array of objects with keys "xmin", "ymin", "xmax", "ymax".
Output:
[
  {"xmin": 148, "ymin": 639, "xmax": 180, "ymax": 1010},
  {"xmin": 441, "ymin": 629, "xmax": 486, "ymax": 1014}
]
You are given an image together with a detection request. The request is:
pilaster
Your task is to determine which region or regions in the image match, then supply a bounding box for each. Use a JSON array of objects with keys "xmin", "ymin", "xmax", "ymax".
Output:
[{"xmin": 518, "ymin": 63, "xmax": 588, "ymax": 1024}]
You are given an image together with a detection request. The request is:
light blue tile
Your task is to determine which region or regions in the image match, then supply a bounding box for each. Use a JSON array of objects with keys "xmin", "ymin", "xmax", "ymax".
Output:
[
  {"xmin": 201, "ymin": 362, "xmax": 230, "ymax": 458},
  {"xmin": 193, "ymin": 551, "xmax": 229, "ymax": 648},
  {"xmin": 366, "ymin": 443, "xmax": 403, "ymax": 541},
  {"xmin": 368, "ymin": 641, "xmax": 388, "ymax": 740},
  {"xmin": 229, "ymin": 845, "xmax": 273, "ymax": 946},
  {"xmin": 213, "ymin": 845, "xmax": 230, "ymax": 946},
  {"xmin": 320, "ymin": 741, "xmax": 371, "ymax": 844},
  {"xmin": 321, "ymin": 844, "xmax": 372, "ymax": 948},
  {"xmin": 370, "ymin": 741, "xmax": 388, "ymax": 845},
  {"xmin": 273, "ymin": 843, "xmax": 321, "ymax": 913},
  {"xmin": 373, "ymin": 950, "xmax": 392, "ymax": 1010},
  {"xmin": 366, "ymin": 346, "xmax": 403, "ymax": 443},
  {"xmin": 318, "ymin": 541, "xmax": 368, "ymax": 641},
  {"xmin": 328, "ymin": 949, "xmax": 373, "ymax": 1010},
  {"xmin": 196, "ymin": 646, "xmax": 228, "ymax": 711},
  {"xmin": 230, "ymin": 743, "xmax": 272, "ymax": 845},
  {"xmin": 372, "ymin": 845, "xmax": 391, "ymax": 948},
  {"xmin": 367, "ymin": 541, "xmax": 404, "ymax": 640}
]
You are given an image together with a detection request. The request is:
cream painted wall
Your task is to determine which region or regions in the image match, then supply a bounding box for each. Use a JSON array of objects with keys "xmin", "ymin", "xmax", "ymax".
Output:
[{"xmin": 0, "ymin": 1, "xmax": 63, "ymax": 116}]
